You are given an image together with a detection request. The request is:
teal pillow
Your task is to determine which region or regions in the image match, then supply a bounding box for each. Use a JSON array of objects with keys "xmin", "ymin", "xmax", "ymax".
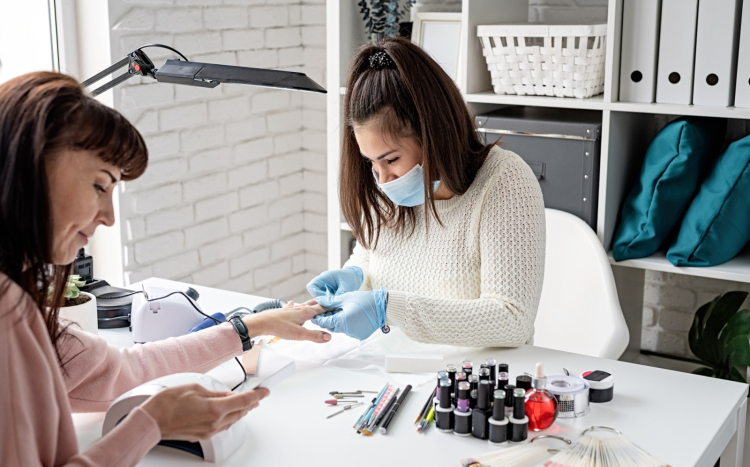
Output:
[
  {"xmin": 612, "ymin": 117, "xmax": 726, "ymax": 261},
  {"xmin": 667, "ymin": 135, "xmax": 750, "ymax": 266}
]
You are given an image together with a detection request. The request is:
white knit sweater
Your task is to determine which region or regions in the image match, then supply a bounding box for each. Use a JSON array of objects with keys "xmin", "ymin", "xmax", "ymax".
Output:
[{"xmin": 344, "ymin": 146, "xmax": 546, "ymax": 348}]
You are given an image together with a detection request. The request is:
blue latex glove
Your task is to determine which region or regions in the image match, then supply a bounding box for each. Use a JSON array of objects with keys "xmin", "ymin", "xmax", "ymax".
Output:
[
  {"xmin": 306, "ymin": 266, "xmax": 363, "ymax": 300},
  {"xmin": 311, "ymin": 287, "xmax": 387, "ymax": 341}
]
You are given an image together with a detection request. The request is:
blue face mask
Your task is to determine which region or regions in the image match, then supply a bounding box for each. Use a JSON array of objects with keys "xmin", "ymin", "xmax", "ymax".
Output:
[{"xmin": 373, "ymin": 164, "xmax": 441, "ymax": 207}]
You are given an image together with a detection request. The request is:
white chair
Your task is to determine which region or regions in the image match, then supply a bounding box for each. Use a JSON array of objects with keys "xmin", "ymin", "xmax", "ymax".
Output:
[{"xmin": 533, "ymin": 209, "xmax": 629, "ymax": 360}]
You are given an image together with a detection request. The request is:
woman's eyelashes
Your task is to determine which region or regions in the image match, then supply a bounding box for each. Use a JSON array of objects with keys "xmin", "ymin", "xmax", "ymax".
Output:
[
  {"xmin": 386, "ymin": 157, "xmax": 399, "ymax": 165},
  {"xmin": 94, "ymin": 184, "xmax": 106, "ymax": 194}
]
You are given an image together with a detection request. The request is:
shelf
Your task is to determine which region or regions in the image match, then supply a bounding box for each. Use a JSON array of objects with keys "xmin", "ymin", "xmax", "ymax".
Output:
[
  {"xmin": 464, "ymin": 91, "xmax": 606, "ymax": 110},
  {"xmin": 608, "ymin": 251, "xmax": 750, "ymax": 283},
  {"xmin": 608, "ymin": 101, "xmax": 750, "ymax": 120}
]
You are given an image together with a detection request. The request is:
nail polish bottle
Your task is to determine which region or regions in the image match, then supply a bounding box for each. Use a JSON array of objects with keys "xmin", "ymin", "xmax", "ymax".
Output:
[
  {"xmin": 485, "ymin": 358, "xmax": 497, "ymax": 388},
  {"xmin": 462, "ymin": 360, "xmax": 473, "ymax": 378},
  {"xmin": 446, "ymin": 364, "xmax": 457, "ymax": 398},
  {"xmin": 454, "ymin": 371, "xmax": 467, "ymax": 402},
  {"xmin": 503, "ymin": 384, "xmax": 515, "ymax": 418},
  {"xmin": 509, "ymin": 388, "xmax": 528, "ymax": 443},
  {"xmin": 468, "ymin": 374, "xmax": 480, "ymax": 409},
  {"xmin": 471, "ymin": 379, "xmax": 493, "ymax": 439},
  {"xmin": 478, "ymin": 366, "xmax": 491, "ymax": 383},
  {"xmin": 525, "ymin": 362, "xmax": 558, "ymax": 432},
  {"xmin": 435, "ymin": 378, "xmax": 454, "ymax": 433},
  {"xmin": 516, "ymin": 374, "xmax": 532, "ymax": 391},
  {"xmin": 497, "ymin": 363, "xmax": 509, "ymax": 392},
  {"xmin": 435, "ymin": 371, "xmax": 449, "ymax": 408},
  {"xmin": 488, "ymin": 389, "xmax": 508, "ymax": 445},
  {"xmin": 453, "ymin": 381, "xmax": 472, "ymax": 436}
]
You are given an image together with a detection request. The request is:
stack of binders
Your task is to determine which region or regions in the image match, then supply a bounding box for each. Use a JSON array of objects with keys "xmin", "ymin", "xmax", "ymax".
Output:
[{"xmin": 619, "ymin": 0, "xmax": 750, "ymax": 107}]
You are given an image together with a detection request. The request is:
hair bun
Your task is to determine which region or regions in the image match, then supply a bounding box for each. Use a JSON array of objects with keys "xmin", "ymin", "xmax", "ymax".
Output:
[{"xmin": 369, "ymin": 51, "xmax": 394, "ymax": 69}]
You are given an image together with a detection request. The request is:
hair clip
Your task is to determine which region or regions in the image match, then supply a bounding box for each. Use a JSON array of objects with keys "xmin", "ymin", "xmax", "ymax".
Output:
[{"xmin": 369, "ymin": 51, "xmax": 394, "ymax": 69}]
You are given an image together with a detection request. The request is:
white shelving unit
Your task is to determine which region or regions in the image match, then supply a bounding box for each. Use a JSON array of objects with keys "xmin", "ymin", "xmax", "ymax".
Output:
[{"xmin": 326, "ymin": 0, "xmax": 750, "ymax": 357}]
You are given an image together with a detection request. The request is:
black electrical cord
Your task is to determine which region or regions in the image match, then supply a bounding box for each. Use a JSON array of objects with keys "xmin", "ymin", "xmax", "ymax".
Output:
[
  {"xmin": 148, "ymin": 291, "xmax": 248, "ymax": 391},
  {"xmin": 137, "ymin": 43, "xmax": 189, "ymax": 61},
  {"xmin": 100, "ymin": 290, "xmax": 248, "ymax": 391}
]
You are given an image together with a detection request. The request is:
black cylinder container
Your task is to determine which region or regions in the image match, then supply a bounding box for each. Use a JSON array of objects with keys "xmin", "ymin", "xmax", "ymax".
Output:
[
  {"xmin": 454, "ymin": 381, "xmax": 472, "ymax": 436},
  {"xmin": 471, "ymin": 380, "xmax": 493, "ymax": 439},
  {"xmin": 488, "ymin": 389, "xmax": 508, "ymax": 445},
  {"xmin": 498, "ymin": 363, "xmax": 509, "ymax": 392},
  {"xmin": 462, "ymin": 360, "xmax": 473, "ymax": 378},
  {"xmin": 446, "ymin": 364, "xmax": 457, "ymax": 396},
  {"xmin": 469, "ymin": 374, "xmax": 480, "ymax": 409},
  {"xmin": 454, "ymin": 371, "xmax": 467, "ymax": 403},
  {"xmin": 509, "ymin": 388, "xmax": 528, "ymax": 442},
  {"xmin": 516, "ymin": 374, "xmax": 532, "ymax": 391},
  {"xmin": 503, "ymin": 384, "xmax": 515, "ymax": 418},
  {"xmin": 486, "ymin": 358, "xmax": 497, "ymax": 388},
  {"xmin": 436, "ymin": 379, "xmax": 454, "ymax": 432}
]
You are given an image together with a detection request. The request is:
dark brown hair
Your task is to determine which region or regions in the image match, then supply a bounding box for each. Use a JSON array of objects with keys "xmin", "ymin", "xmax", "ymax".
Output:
[
  {"xmin": 341, "ymin": 37, "xmax": 493, "ymax": 249},
  {"xmin": 0, "ymin": 72, "xmax": 148, "ymax": 365}
]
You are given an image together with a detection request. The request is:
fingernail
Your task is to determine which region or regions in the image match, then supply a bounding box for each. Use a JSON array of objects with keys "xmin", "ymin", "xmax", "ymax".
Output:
[{"xmin": 323, "ymin": 333, "xmax": 332, "ymax": 341}]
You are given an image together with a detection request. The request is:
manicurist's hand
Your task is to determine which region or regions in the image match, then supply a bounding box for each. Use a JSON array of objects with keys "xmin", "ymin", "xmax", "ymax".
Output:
[
  {"xmin": 242, "ymin": 300, "xmax": 331, "ymax": 343},
  {"xmin": 141, "ymin": 384, "xmax": 269, "ymax": 442},
  {"xmin": 306, "ymin": 266, "xmax": 364, "ymax": 300},
  {"xmin": 311, "ymin": 287, "xmax": 388, "ymax": 341}
]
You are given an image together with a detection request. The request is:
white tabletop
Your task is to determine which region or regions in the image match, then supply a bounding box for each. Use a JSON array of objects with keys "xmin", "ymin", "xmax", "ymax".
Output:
[{"xmin": 73, "ymin": 278, "xmax": 748, "ymax": 467}]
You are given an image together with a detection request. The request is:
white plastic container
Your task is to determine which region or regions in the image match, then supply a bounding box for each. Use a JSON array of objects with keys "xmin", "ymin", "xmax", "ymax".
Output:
[{"xmin": 477, "ymin": 23, "xmax": 607, "ymax": 99}]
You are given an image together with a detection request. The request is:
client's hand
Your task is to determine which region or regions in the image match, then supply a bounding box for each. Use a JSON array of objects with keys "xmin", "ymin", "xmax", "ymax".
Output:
[
  {"xmin": 242, "ymin": 300, "xmax": 331, "ymax": 343},
  {"xmin": 141, "ymin": 384, "xmax": 269, "ymax": 442},
  {"xmin": 311, "ymin": 287, "xmax": 387, "ymax": 341}
]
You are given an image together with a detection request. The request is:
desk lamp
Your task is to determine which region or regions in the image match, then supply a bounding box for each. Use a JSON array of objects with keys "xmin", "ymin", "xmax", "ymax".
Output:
[{"xmin": 81, "ymin": 44, "xmax": 326, "ymax": 96}]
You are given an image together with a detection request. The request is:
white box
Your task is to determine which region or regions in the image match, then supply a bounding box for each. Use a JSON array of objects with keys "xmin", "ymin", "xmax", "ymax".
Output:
[
  {"xmin": 734, "ymin": 0, "xmax": 750, "ymax": 107},
  {"xmin": 693, "ymin": 0, "xmax": 743, "ymax": 107},
  {"xmin": 655, "ymin": 0, "xmax": 699, "ymax": 105},
  {"xmin": 619, "ymin": 0, "xmax": 662, "ymax": 103}
]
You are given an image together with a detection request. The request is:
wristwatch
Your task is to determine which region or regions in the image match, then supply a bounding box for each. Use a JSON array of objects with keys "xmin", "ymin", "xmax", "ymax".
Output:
[{"xmin": 229, "ymin": 316, "xmax": 253, "ymax": 352}]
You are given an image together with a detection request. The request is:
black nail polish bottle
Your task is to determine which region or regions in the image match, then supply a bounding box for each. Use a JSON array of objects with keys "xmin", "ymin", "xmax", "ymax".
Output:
[
  {"xmin": 488, "ymin": 389, "xmax": 509, "ymax": 445},
  {"xmin": 509, "ymin": 388, "xmax": 529, "ymax": 442},
  {"xmin": 435, "ymin": 378, "xmax": 454, "ymax": 433},
  {"xmin": 471, "ymin": 379, "xmax": 493, "ymax": 439}
]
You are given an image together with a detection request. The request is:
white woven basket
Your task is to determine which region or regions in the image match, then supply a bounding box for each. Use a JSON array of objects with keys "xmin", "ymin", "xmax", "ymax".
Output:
[{"xmin": 477, "ymin": 23, "xmax": 607, "ymax": 99}]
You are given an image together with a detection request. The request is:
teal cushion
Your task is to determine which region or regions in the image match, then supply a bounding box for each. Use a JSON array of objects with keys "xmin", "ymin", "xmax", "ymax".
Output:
[
  {"xmin": 612, "ymin": 117, "xmax": 726, "ymax": 261},
  {"xmin": 667, "ymin": 135, "xmax": 750, "ymax": 266}
]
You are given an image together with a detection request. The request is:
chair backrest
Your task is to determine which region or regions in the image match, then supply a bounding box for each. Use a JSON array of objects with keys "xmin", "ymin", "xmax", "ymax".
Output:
[{"xmin": 533, "ymin": 209, "xmax": 629, "ymax": 359}]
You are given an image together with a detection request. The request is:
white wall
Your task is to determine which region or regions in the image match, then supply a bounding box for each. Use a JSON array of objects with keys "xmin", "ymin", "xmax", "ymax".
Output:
[{"xmin": 107, "ymin": 0, "xmax": 327, "ymax": 302}]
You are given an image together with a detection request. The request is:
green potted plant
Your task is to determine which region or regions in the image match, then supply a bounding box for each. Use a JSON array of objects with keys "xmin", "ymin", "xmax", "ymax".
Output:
[
  {"xmin": 359, "ymin": 0, "xmax": 416, "ymax": 43},
  {"xmin": 689, "ymin": 291, "xmax": 750, "ymax": 384},
  {"xmin": 57, "ymin": 274, "xmax": 98, "ymax": 334}
]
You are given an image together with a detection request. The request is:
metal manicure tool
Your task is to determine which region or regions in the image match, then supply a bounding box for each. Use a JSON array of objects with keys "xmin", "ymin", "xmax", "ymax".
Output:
[
  {"xmin": 333, "ymin": 394, "xmax": 363, "ymax": 399},
  {"xmin": 327, "ymin": 402, "xmax": 364, "ymax": 419}
]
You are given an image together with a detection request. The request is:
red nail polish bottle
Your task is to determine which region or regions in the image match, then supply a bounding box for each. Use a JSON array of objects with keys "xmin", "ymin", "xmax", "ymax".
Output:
[{"xmin": 524, "ymin": 362, "xmax": 558, "ymax": 431}]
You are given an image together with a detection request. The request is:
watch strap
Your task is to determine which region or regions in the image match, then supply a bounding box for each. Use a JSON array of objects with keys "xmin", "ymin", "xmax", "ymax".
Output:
[{"xmin": 229, "ymin": 316, "xmax": 253, "ymax": 352}]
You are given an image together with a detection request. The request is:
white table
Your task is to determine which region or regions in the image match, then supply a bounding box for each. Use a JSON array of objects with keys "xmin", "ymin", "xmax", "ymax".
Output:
[{"xmin": 74, "ymin": 278, "xmax": 748, "ymax": 467}]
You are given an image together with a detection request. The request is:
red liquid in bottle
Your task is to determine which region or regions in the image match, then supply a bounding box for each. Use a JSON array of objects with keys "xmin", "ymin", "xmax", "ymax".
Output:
[{"xmin": 525, "ymin": 389, "xmax": 558, "ymax": 431}]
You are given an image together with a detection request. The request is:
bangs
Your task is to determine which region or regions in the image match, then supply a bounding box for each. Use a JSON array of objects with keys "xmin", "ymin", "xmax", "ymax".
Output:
[{"xmin": 65, "ymin": 98, "xmax": 148, "ymax": 181}]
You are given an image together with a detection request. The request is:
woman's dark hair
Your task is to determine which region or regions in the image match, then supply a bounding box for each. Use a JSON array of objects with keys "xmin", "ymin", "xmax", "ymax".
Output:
[
  {"xmin": 341, "ymin": 37, "xmax": 493, "ymax": 249},
  {"xmin": 0, "ymin": 72, "xmax": 148, "ymax": 365}
]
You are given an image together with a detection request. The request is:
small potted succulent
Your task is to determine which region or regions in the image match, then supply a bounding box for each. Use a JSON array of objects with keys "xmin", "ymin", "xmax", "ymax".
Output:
[{"xmin": 57, "ymin": 275, "xmax": 98, "ymax": 334}]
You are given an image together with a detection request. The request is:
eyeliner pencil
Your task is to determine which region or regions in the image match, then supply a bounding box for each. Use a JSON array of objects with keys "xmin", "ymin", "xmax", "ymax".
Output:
[{"xmin": 414, "ymin": 387, "xmax": 437, "ymax": 425}]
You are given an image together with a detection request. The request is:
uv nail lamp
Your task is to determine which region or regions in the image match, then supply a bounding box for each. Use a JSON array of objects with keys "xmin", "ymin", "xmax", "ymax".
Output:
[
  {"xmin": 131, "ymin": 288, "xmax": 205, "ymax": 343},
  {"xmin": 102, "ymin": 373, "xmax": 245, "ymax": 463}
]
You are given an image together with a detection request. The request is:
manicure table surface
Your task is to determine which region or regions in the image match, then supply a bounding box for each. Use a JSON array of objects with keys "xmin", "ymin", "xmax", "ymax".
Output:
[{"xmin": 72, "ymin": 278, "xmax": 748, "ymax": 467}]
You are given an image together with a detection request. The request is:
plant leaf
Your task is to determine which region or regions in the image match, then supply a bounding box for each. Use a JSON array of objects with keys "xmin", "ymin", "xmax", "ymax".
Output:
[
  {"xmin": 721, "ymin": 309, "xmax": 750, "ymax": 348},
  {"xmin": 727, "ymin": 333, "xmax": 750, "ymax": 367},
  {"xmin": 705, "ymin": 291, "xmax": 749, "ymax": 363},
  {"xmin": 689, "ymin": 299, "xmax": 716, "ymax": 365},
  {"xmin": 692, "ymin": 367, "xmax": 715, "ymax": 377}
]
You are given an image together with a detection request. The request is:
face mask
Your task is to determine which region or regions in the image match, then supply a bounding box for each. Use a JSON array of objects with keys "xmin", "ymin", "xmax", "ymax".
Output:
[{"xmin": 373, "ymin": 164, "xmax": 441, "ymax": 207}]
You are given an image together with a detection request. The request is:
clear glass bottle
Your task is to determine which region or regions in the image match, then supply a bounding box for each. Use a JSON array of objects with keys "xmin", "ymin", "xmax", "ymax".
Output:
[{"xmin": 524, "ymin": 362, "xmax": 558, "ymax": 431}]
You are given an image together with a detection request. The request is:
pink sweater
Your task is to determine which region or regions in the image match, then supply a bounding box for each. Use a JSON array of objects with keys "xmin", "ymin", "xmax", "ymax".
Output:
[{"xmin": 0, "ymin": 274, "xmax": 243, "ymax": 467}]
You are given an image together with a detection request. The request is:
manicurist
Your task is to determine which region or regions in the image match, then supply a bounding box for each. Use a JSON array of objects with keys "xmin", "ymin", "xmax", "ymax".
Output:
[
  {"xmin": 308, "ymin": 38, "xmax": 546, "ymax": 347},
  {"xmin": 0, "ymin": 72, "xmax": 329, "ymax": 466}
]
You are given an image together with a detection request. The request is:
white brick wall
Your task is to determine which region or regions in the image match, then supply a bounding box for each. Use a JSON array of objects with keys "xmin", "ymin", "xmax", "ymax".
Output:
[{"xmin": 109, "ymin": 0, "xmax": 326, "ymax": 302}]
